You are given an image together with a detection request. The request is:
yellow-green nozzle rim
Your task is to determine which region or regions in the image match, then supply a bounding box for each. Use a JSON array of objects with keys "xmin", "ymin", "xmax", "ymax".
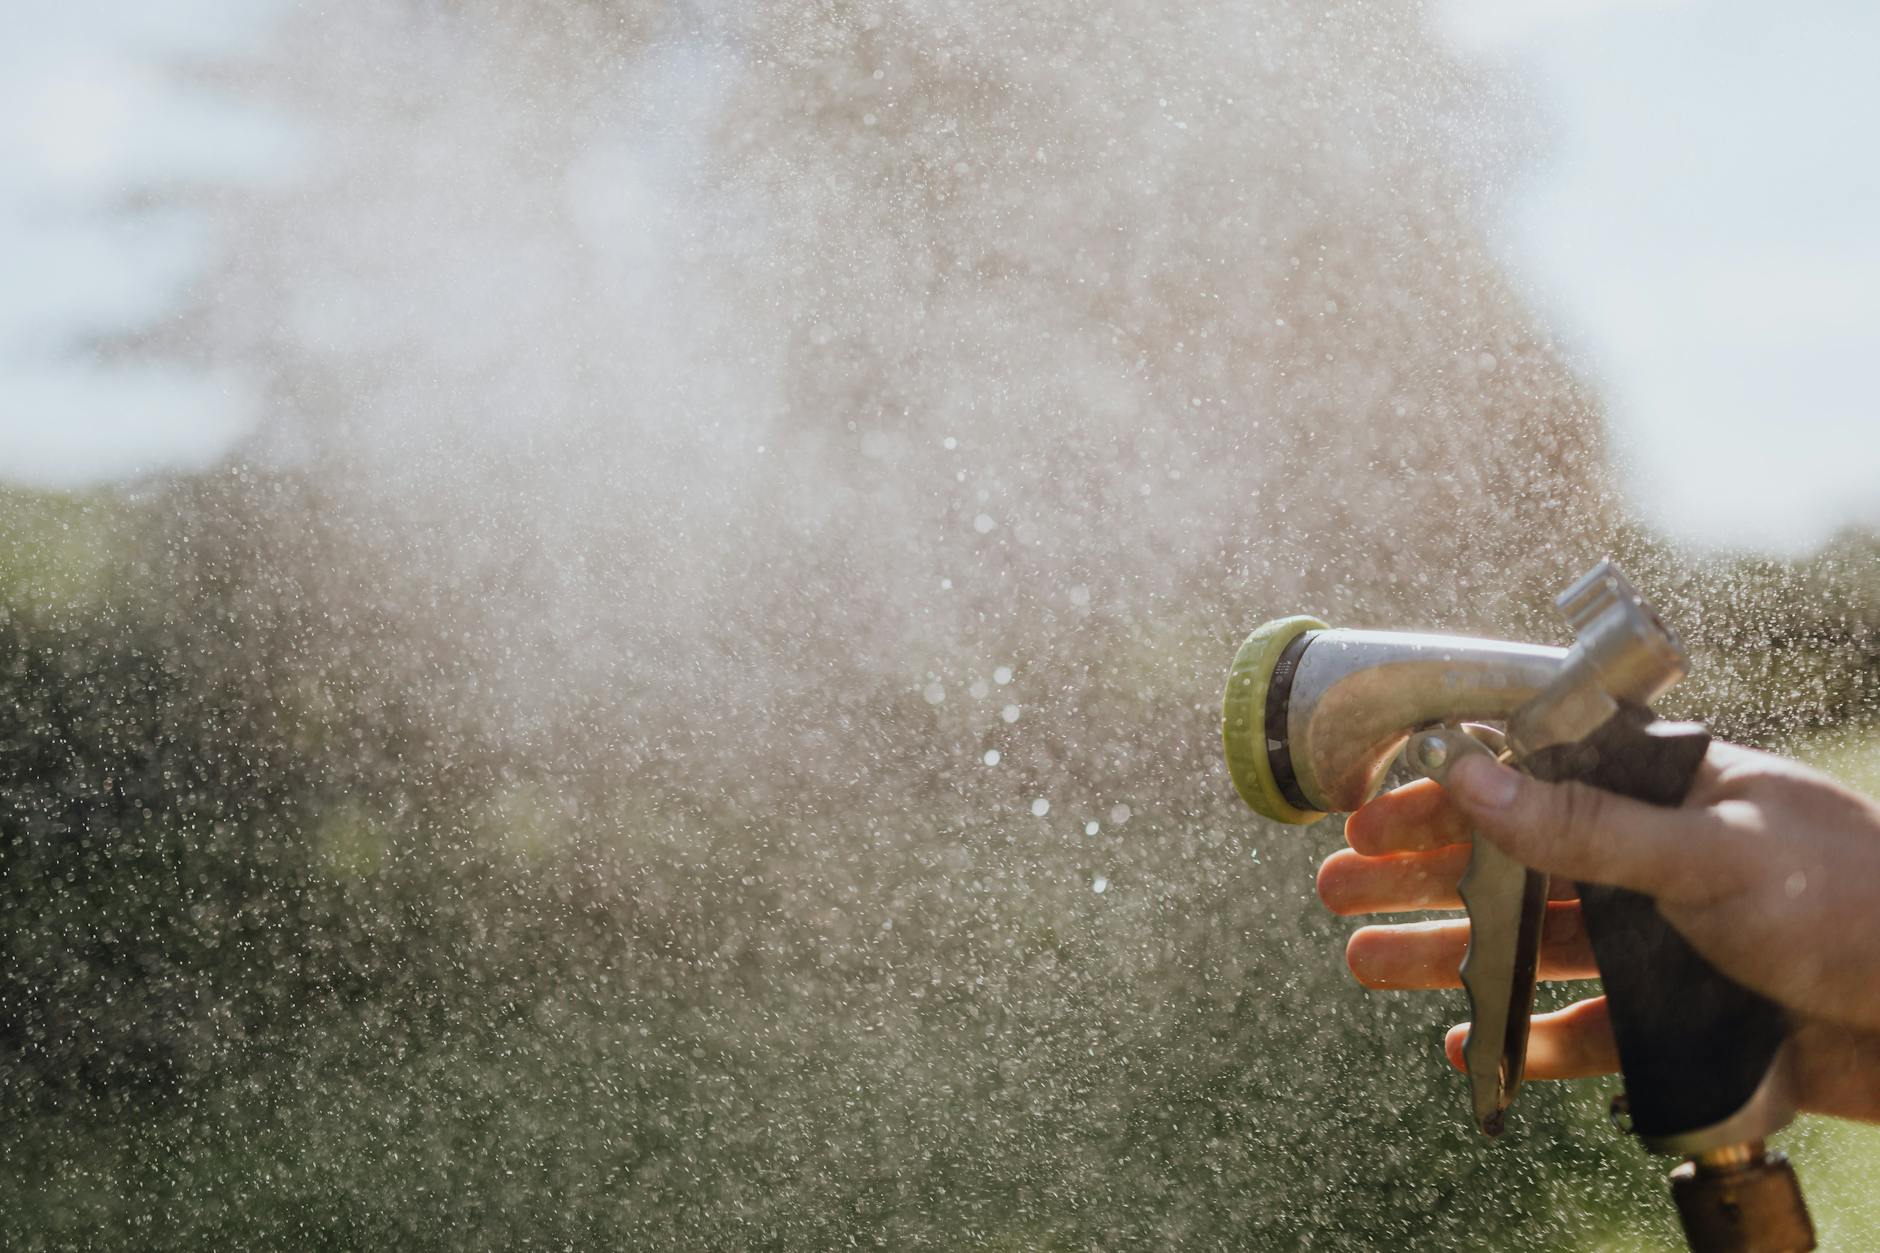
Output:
[{"xmin": 1222, "ymin": 615, "xmax": 1328, "ymax": 824}]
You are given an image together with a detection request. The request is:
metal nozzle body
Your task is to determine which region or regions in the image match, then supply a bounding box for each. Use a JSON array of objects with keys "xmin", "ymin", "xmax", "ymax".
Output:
[
  {"xmin": 1282, "ymin": 630, "xmax": 1565, "ymax": 814},
  {"xmin": 1277, "ymin": 562, "xmax": 1689, "ymax": 815},
  {"xmin": 1507, "ymin": 562, "xmax": 1691, "ymax": 758}
]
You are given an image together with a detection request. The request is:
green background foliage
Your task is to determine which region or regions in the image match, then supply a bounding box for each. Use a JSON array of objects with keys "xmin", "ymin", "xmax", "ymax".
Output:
[{"xmin": 2, "ymin": 485, "xmax": 1874, "ymax": 1249}]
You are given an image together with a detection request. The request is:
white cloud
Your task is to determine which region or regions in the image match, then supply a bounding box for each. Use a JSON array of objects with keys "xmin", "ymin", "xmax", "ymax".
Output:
[{"xmin": 0, "ymin": 363, "xmax": 258, "ymax": 487}]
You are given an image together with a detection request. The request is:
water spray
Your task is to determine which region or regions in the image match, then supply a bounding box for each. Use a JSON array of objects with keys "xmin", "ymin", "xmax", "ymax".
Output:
[{"xmin": 1223, "ymin": 561, "xmax": 1815, "ymax": 1253}]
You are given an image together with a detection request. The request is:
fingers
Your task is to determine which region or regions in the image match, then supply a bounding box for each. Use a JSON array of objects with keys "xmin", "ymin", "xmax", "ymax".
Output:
[
  {"xmin": 1318, "ymin": 845, "xmax": 1473, "ymax": 914},
  {"xmin": 1344, "ymin": 778, "xmax": 1473, "ymax": 855},
  {"xmin": 1345, "ymin": 903, "xmax": 1597, "ymax": 989},
  {"xmin": 1444, "ymin": 996, "xmax": 1618, "ymax": 1080},
  {"xmin": 1444, "ymin": 755, "xmax": 1720, "ymax": 900},
  {"xmin": 1318, "ymin": 847, "xmax": 1578, "ymax": 915}
]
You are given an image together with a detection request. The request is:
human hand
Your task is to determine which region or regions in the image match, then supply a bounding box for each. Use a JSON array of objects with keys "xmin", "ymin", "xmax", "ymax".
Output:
[{"xmin": 1315, "ymin": 741, "xmax": 1880, "ymax": 1123}]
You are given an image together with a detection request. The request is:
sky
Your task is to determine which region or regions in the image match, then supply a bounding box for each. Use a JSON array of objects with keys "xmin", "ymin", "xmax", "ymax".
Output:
[
  {"xmin": 0, "ymin": 2, "xmax": 290, "ymax": 487},
  {"xmin": 1, "ymin": 0, "xmax": 1874, "ymax": 554},
  {"xmin": 1439, "ymin": 0, "xmax": 1880, "ymax": 551}
]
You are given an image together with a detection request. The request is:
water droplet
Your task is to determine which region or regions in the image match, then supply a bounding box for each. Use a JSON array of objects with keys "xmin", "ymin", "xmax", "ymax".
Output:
[
  {"xmin": 1092, "ymin": 876, "xmax": 1109, "ymax": 894},
  {"xmin": 1109, "ymin": 804, "xmax": 1132, "ymax": 825},
  {"xmin": 1031, "ymin": 798, "xmax": 1050, "ymax": 817},
  {"xmin": 1001, "ymin": 704, "xmax": 1020, "ymax": 723},
  {"xmin": 1084, "ymin": 821, "xmax": 1100, "ymax": 836},
  {"xmin": 942, "ymin": 436, "xmax": 958, "ymax": 450},
  {"xmin": 1068, "ymin": 584, "xmax": 1090, "ymax": 606},
  {"xmin": 973, "ymin": 513, "xmax": 995, "ymax": 534},
  {"xmin": 993, "ymin": 666, "xmax": 1013, "ymax": 685},
  {"xmin": 968, "ymin": 679, "xmax": 990, "ymax": 699},
  {"xmin": 923, "ymin": 682, "xmax": 946, "ymax": 705},
  {"xmin": 982, "ymin": 749, "xmax": 1001, "ymax": 766},
  {"xmin": 1785, "ymin": 870, "xmax": 1807, "ymax": 898}
]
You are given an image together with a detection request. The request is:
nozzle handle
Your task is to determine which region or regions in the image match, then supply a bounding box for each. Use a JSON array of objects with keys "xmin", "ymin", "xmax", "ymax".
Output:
[{"xmin": 1525, "ymin": 706, "xmax": 1797, "ymax": 1155}]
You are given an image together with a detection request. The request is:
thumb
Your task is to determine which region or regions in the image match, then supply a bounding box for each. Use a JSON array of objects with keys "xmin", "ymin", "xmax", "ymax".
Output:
[{"xmin": 1444, "ymin": 753, "xmax": 1703, "ymax": 897}]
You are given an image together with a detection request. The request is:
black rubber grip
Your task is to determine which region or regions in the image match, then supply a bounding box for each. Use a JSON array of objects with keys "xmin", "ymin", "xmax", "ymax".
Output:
[{"xmin": 1525, "ymin": 705, "xmax": 1789, "ymax": 1144}]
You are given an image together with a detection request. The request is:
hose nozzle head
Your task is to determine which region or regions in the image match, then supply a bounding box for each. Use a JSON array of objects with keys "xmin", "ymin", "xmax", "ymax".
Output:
[
  {"xmin": 1221, "ymin": 615, "xmax": 1327, "ymax": 824},
  {"xmin": 1221, "ymin": 622, "xmax": 1566, "ymax": 818}
]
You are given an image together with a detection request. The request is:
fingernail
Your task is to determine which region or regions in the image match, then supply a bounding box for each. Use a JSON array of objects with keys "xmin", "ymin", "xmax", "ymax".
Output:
[
  {"xmin": 1443, "ymin": 1023, "xmax": 1467, "ymax": 1072},
  {"xmin": 1450, "ymin": 755, "xmax": 1519, "ymax": 810}
]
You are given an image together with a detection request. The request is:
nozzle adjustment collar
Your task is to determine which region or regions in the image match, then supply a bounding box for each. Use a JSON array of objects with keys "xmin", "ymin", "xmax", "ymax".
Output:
[{"xmin": 1221, "ymin": 615, "xmax": 1327, "ymax": 824}]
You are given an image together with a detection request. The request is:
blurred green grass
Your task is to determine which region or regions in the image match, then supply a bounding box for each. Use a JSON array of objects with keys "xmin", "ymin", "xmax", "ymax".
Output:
[
  {"xmin": 0, "ymin": 490, "xmax": 127, "ymax": 616},
  {"xmin": 1774, "ymin": 724, "xmax": 1880, "ymax": 1252},
  {"xmin": 2, "ymin": 483, "xmax": 1874, "ymax": 1250}
]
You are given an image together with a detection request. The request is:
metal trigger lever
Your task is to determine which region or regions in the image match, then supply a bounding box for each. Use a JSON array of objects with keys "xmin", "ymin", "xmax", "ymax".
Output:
[{"xmin": 1405, "ymin": 723, "xmax": 1549, "ymax": 1137}]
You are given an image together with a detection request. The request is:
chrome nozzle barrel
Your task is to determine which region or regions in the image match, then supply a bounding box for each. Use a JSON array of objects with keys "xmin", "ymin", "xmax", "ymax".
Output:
[
  {"xmin": 1283, "ymin": 630, "xmax": 1566, "ymax": 814},
  {"xmin": 1223, "ymin": 624, "xmax": 1566, "ymax": 820},
  {"xmin": 1222, "ymin": 562, "xmax": 1685, "ymax": 820}
]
